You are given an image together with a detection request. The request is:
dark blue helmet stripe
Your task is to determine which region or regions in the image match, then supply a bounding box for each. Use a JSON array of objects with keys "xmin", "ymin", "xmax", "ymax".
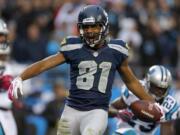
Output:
[
  {"xmin": 160, "ymin": 66, "xmax": 164, "ymax": 82},
  {"xmin": 164, "ymin": 67, "xmax": 168, "ymax": 82}
]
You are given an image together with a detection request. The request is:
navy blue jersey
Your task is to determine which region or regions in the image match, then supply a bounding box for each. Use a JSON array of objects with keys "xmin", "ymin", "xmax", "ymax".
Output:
[{"xmin": 60, "ymin": 36, "xmax": 129, "ymax": 111}]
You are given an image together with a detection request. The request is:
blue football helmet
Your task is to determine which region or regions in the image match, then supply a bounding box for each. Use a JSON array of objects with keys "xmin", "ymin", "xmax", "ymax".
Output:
[{"xmin": 77, "ymin": 5, "xmax": 109, "ymax": 48}]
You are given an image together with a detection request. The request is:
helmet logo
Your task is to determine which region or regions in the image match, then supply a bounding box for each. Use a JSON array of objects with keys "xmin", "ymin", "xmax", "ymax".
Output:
[
  {"xmin": 83, "ymin": 17, "xmax": 95, "ymax": 24},
  {"xmin": 97, "ymin": 15, "xmax": 102, "ymax": 21},
  {"xmin": 148, "ymin": 68, "xmax": 156, "ymax": 75}
]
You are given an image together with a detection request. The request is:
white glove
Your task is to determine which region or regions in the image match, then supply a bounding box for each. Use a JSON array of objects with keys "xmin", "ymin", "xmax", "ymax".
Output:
[{"xmin": 8, "ymin": 77, "xmax": 23, "ymax": 100}]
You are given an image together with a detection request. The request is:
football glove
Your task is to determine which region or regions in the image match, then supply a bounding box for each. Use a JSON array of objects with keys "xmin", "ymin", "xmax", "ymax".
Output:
[
  {"xmin": 8, "ymin": 77, "xmax": 23, "ymax": 100},
  {"xmin": 0, "ymin": 75, "xmax": 13, "ymax": 91},
  {"xmin": 117, "ymin": 109, "xmax": 134, "ymax": 122}
]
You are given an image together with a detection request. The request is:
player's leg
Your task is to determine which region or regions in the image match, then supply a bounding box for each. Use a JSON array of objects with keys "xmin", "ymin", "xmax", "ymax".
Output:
[
  {"xmin": 115, "ymin": 121, "xmax": 138, "ymax": 135},
  {"xmin": 0, "ymin": 110, "xmax": 17, "ymax": 135},
  {"xmin": 80, "ymin": 109, "xmax": 108, "ymax": 135},
  {"xmin": 57, "ymin": 105, "xmax": 81, "ymax": 135},
  {"xmin": 0, "ymin": 122, "xmax": 5, "ymax": 135},
  {"xmin": 174, "ymin": 119, "xmax": 180, "ymax": 135},
  {"xmin": 160, "ymin": 120, "xmax": 175, "ymax": 135}
]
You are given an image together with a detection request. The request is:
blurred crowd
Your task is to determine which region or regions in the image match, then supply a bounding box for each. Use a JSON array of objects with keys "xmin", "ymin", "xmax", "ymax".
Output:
[{"xmin": 0, "ymin": 0, "xmax": 180, "ymax": 135}]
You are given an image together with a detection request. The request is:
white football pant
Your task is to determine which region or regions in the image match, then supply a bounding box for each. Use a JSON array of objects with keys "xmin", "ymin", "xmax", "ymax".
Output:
[{"xmin": 57, "ymin": 105, "xmax": 108, "ymax": 135}]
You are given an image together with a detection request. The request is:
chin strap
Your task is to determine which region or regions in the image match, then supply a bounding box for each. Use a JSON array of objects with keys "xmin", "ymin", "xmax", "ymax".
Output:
[{"xmin": 79, "ymin": 25, "xmax": 105, "ymax": 48}]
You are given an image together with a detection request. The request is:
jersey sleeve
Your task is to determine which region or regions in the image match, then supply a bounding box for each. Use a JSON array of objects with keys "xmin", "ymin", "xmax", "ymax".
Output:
[
  {"xmin": 162, "ymin": 95, "xmax": 180, "ymax": 120},
  {"xmin": 121, "ymin": 85, "xmax": 138, "ymax": 106},
  {"xmin": 59, "ymin": 36, "xmax": 83, "ymax": 63},
  {"xmin": 108, "ymin": 39, "xmax": 129, "ymax": 67}
]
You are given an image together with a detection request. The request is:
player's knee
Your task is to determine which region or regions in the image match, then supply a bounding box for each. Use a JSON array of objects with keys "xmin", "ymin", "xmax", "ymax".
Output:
[
  {"xmin": 0, "ymin": 125, "xmax": 5, "ymax": 135},
  {"xmin": 57, "ymin": 119, "xmax": 71, "ymax": 135},
  {"xmin": 82, "ymin": 127, "xmax": 103, "ymax": 135}
]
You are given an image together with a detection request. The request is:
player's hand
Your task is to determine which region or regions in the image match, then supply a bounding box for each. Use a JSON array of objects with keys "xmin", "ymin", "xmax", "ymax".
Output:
[
  {"xmin": 0, "ymin": 75, "xmax": 13, "ymax": 91},
  {"xmin": 153, "ymin": 103, "xmax": 165, "ymax": 122},
  {"xmin": 117, "ymin": 109, "xmax": 134, "ymax": 122},
  {"xmin": 8, "ymin": 77, "xmax": 23, "ymax": 100}
]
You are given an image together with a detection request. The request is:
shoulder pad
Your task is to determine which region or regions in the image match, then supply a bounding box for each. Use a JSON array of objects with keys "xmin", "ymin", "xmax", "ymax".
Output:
[
  {"xmin": 109, "ymin": 39, "xmax": 125, "ymax": 45},
  {"xmin": 60, "ymin": 36, "xmax": 83, "ymax": 51},
  {"xmin": 61, "ymin": 36, "xmax": 82, "ymax": 46},
  {"xmin": 108, "ymin": 39, "xmax": 129, "ymax": 56}
]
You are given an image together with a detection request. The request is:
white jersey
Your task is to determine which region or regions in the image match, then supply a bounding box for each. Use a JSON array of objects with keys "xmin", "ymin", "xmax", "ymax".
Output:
[
  {"xmin": 0, "ymin": 61, "xmax": 30, "ymax": 135},
  {"xmin": 116, "ymin": 80, "xmax": 180, "ymax": 135},
  {"xmin": 0, "ymin": 61, "xmax": 28, "ymax": 109}
]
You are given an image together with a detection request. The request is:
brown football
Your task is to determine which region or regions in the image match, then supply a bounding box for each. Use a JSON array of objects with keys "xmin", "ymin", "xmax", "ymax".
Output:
[{"xmin": 130, "ymin": 100, "xmax": 162, "ymax": 122}]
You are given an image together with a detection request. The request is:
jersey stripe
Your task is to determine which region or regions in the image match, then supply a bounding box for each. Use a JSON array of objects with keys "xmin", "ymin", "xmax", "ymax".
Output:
[
  {"xmin": 124, "ymin": 88, "xmax": 129, "ymax": 98},
  {"xmin": 108, "ymin": 44, "xmax": 128, "ymax": 56},
  {"xmin": 61, "ymin": 44, "xmax": 83, "ymax": 51},
  {"xmin": 165, "ymin": 102, "xmax": 179, "ymax": 120}
]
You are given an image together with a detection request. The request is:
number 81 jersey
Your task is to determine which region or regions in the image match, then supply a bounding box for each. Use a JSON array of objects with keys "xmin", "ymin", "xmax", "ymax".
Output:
[{"xmin": 60, "ymin": 37, "xmax": 129, "ymax": 111}]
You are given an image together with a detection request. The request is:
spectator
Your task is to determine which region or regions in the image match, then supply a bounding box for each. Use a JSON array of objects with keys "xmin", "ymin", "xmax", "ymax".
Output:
[{"xmin": 12, "ymin": 22, "xmax": 48, "ymax": 63}]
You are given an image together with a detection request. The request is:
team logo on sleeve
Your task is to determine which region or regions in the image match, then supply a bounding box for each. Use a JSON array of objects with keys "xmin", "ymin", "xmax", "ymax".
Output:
[
  {"xmin": 61, "ymin": 38, "xmax": 67, "ymax": 46},
  {"xmin": 125, "ymin": 43, "xmax": 130, "ymax": 50}
]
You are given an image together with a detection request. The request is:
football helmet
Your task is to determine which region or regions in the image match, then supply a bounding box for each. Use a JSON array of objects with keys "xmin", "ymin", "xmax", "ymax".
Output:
[
  {"xmin": 0, "ymin": 19, "xmax": 10, "ymax": 73},
  {"xmin": 146, "ymin": 65, "xmax": 172, "ymax": 101},
  {"xmin": 77, "ymin": 5, "xmax": 109, "ymax": 48}
]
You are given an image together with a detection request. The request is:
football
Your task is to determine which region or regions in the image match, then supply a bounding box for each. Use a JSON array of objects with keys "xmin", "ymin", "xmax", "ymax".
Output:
[{"xmin": 130, "ymin": 100, "xmax": 162, "ymax": 122}]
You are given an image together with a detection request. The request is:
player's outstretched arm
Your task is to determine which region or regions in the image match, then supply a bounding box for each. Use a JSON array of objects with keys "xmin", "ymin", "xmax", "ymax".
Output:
[
  {"xmin": 118, "ymin": 59, "xmax": 154, "ymax": 101},
  {"xmin": 20, "ymin": 53, "xmax": 65, "ymax": 81},
  {"xmin": 8, "ymin": 53, "xmax": 65, "ymax": 100}
]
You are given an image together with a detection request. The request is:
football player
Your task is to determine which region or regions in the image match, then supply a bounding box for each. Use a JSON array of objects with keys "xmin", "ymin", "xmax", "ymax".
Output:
[
  {"xmin": 0, "ymin": 19, "xmax": 17, "ymax": 135},
  {"xmin": 109, "ymin": 65, "xmax": 180, "ymax": 135},
  {"xmin": 8, "ymin": 5, "xmax": 156, "ymax": 135}
]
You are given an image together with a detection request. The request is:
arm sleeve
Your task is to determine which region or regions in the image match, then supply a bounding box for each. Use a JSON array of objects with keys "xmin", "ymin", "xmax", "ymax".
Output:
[
  {"xmin": 122, "ymin": 85, "xmax": 139, "ymax": 106},
  {"xmin": 162, "ymin": 95, "xmax": 180, "ymax": 120},
  {"xmin": 58, "ymin": 37, "xmax": 82, "ymax": 63}
]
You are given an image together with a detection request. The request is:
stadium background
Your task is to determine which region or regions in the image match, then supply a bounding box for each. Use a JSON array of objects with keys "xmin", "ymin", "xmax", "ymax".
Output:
[{"xmin": 0, "ymin": 0, "xmax": 179, "ymax": 135}]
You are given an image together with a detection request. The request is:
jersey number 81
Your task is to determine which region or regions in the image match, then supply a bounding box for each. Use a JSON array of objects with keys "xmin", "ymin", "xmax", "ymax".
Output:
[{"xmin": 76, "ymin": 60, "xmax": 112, "ymax": 93}]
